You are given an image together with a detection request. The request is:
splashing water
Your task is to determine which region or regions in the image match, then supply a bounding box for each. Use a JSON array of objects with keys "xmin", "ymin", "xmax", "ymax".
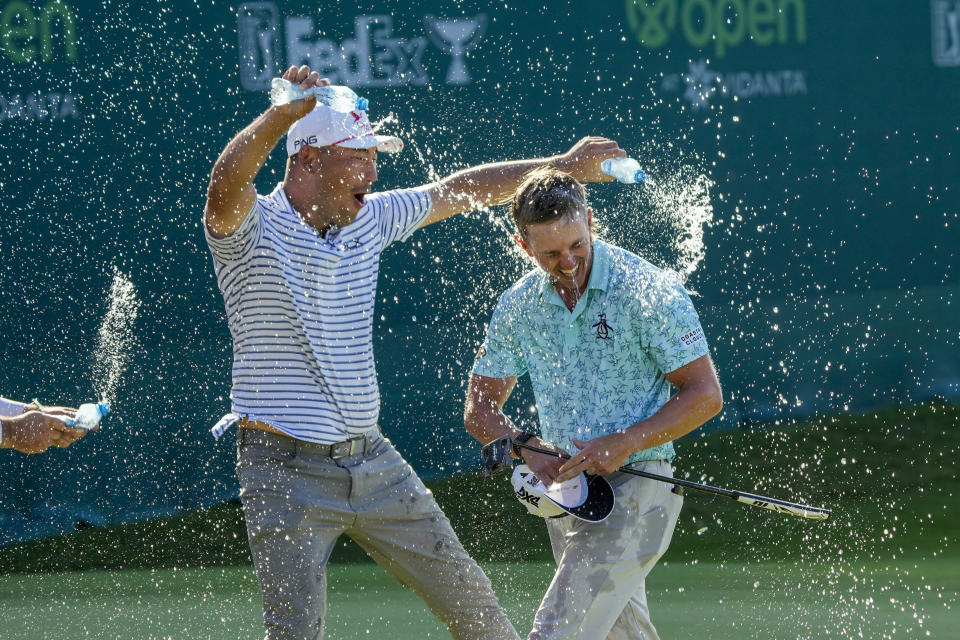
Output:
[
  {"xmin": 648, "ymin": 169, "xmax": 715, "ymax": 284},
  {"xmin": 398, "ymin": 117, "xmax": 531, "ymax": 272},
  {"xmin": 370, "ymin": 112, "xmax": 400, "ymax": 137},
  {"xmin": 602, "ymin": 166, "xmax": 714, "ymax": 286},
  {"xmin": 91, "ymin": 268, "xmax": 140, "ymax": 403}
]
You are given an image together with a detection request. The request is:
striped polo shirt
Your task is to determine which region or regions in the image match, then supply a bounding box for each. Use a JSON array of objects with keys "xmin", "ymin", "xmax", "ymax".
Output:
[{"xmin": 206, "ymin": 183, "xmax": 431, "ymax": 444}]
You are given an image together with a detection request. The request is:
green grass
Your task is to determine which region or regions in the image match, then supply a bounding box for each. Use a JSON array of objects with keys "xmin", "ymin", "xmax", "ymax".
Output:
[
  {"xmin": 1, "ymin": 558, "xmax": 956, "ymax": 639},
  {"xmin": 2, "ymin": 402, "xmax": 956, "ymax": 572},
  {"xmin": 1, "ymin": 402, "xmax": 957, "ymax": 638}
]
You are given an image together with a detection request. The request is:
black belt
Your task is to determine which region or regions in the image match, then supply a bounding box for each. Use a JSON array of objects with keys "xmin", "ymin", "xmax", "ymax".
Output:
[
  {"xmin": 239, "ymin": 428, "xmax": 379, "ymax": 459},
  {"xmin": 321, "ymin": 433, "xmax": 376, "ymax": 458}
]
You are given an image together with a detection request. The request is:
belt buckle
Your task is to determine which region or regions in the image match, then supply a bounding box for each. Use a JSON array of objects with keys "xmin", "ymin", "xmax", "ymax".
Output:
[
  {"xmin": 349, "ymin": 435, "xmax": 367, "ymax": 456},
  {"xmin": 330, "ymin": 440, "xmax": 351, "ymax": 458},
  {"xmin": 330, "ymin": 435, "xmax": 365, "ymax": 459}
]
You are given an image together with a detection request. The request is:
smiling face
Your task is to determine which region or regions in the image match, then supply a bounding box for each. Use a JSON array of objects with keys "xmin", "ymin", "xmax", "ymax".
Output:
[
  {"xmin": 291, "ymin": 144, "xmax": 378, "ymax": 228},
  {"xmin": 522, "ymin": 210, "xmax": 594, "ymax": 295},
  {"xmin": 316, "ymin": 144, "xmax": 378, "ymax": 226}
]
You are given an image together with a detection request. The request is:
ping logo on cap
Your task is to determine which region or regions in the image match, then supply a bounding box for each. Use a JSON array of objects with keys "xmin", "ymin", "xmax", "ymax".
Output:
[{"xmin": 293, "ymin": 135, "xmax": 318, "ymax": 150}]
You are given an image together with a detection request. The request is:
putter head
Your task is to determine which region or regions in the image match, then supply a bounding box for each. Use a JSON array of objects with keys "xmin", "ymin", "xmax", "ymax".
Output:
[{"xmin": 481, "ymin": 436, "xmax": 513, "ymax": 477}]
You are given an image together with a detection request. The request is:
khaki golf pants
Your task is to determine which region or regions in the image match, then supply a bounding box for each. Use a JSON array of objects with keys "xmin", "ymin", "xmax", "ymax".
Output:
[
  {"xmin": 529, "ymin": 461, "xmax": 683, "ymax": 640},
  {"xmin": 237, "ymin": 428, "xmax": 519, "ymax": 640}
]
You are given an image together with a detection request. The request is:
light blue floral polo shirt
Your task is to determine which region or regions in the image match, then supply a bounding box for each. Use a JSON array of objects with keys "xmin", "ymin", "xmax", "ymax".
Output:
[{"xmin": 472, "ymin": 239, "xmax": 710, "ymax": 464}]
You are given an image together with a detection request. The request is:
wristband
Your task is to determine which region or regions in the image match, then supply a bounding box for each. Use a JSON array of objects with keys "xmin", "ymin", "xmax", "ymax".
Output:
[{"xmin": 511, "ymin": 432, "xmax": 536, "ymax": 458}]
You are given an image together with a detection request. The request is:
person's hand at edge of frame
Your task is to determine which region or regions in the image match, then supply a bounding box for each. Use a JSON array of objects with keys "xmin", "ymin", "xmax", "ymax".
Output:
[
  {"xmin": 2, "ymin": 410, "xmax": 88, "ymax": 454},
  {"xmin": 553, "ymin": 136, "xmax": 627, "ymax": 184},
  {"xmin": 24, "ymin": 401, "xmax": 91, "ymax": 428},
  {"xmin": 274, "ymin": 65, "xmax": 329, "ymax": 121},
  {"xmin": 26, "ymin": 404, "xmax": 78, "ymax": 419}
]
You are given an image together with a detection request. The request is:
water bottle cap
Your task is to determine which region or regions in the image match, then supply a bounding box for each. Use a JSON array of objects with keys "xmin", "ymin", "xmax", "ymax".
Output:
[
  {"xmin": 355, "ymin": 96, "xmax": 369, "ymax": 112},
  {"xmin": 97, "ymin": 402, "xmax": 111, "ymax": 417},
  {"xmin": 633, "ymin": 169, "xmax": 647, "ymax": 184}
]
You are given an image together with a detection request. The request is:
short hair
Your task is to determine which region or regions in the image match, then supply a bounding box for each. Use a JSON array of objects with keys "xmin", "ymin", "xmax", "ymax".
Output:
[{"xmin": 511, "ymin": 167, "xmax": 588, "ymax": 239}]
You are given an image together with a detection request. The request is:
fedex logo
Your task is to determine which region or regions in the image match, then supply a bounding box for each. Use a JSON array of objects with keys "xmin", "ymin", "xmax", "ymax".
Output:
[{"xmin": 237, "ymin": 3, "xmax": 487, "ymax": 90}]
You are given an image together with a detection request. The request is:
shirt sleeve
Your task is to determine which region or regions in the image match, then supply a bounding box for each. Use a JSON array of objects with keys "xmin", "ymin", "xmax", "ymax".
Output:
[
  {"xmin": 372, "ymin": 188, "xmax": 433, "ymax": 252},
  {"xmin": 204, "ymin": 201, "xmax": 262, "ymax": 263},
  {"xmin": 0, "ymin": 397, "xmax": 27, "ymax": 418},
  {"xmin": 471, "ymin": 293, "xmax": 529, "ymax": 379},
  {"xmin": 635, "ymin": 271, "xmax": 710, "ymax": 374}
]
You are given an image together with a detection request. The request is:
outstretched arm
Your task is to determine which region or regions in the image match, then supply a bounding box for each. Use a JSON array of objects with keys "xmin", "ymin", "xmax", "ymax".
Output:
[
  {"xmin": 420, "ymin": 136, "xmax": 625, "ymax": 228},
  {"xmin": 0, "ymin": 403, "xmax": 87, "ymax": 454},
  {"xmin": 204, "ymin": 66, "xmax": 326, "ymax": 238}
]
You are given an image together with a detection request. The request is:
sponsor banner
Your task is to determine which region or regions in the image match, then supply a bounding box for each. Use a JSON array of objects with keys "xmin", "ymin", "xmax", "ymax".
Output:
[
  {"xmin": 625, "ymin": 0, "xmax": 807, "ymax": 59},
  {"xmin": 0, "ymin": 0, "xmax": 77, "ymax": 64},
  {"xmin": 932, "ymin": 0, "xmax": 960, "ymax": 66},
  {"xmin": 1, "ymin": 0, "xmax": 81, "ymax": 121},
  {"xmin": 0, "ymin": 92, "xmax": 78, "ymax": 120},
  {"xmin": 660, "ymin": 59, "xmax": 807, "ymax": 109},
  {"xmin": 624, "ymin": 0, "xmax": 810, "ymax": 108},
  {"xmin": 237, "ymin": 2, "xmax": 487, "ymax": 90}
]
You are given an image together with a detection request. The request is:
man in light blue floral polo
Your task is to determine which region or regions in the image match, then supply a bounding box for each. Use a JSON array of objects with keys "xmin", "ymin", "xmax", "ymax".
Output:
[{"xmin": 464, "ymin": 167, "xmax": 723, "ymax": 640}]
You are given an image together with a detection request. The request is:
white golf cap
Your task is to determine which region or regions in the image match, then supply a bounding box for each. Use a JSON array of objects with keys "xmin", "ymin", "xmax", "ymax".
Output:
[
  {"xmin": 285, "ymin": 99, "xmax": 403, "ymax": 157},
  {"xmin": 511, "ymin": 464, "xmax": 615, "ymax": 522}
]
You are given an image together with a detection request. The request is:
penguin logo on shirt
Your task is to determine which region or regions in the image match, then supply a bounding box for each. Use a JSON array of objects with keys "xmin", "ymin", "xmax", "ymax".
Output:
[{"xmin": 592, "ymin": 313, "xmax": 613, "ymax": 340}]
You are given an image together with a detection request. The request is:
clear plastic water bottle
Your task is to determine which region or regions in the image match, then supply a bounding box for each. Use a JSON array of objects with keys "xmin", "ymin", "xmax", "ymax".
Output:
[
  {"xmin": 64, "ymin": 402, "xmax": 111, "ymax": 430},
  {"xmin": 601, "ymin": 157, "xmax": 647, "ymax": 184},
  {"xmin": 268, "ymin": 78, "xmax": 368, "ymax": 112}
]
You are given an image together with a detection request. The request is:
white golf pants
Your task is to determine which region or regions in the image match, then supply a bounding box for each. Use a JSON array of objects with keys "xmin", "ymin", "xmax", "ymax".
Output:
[{"xmin": 529, "ymin": 461, "xmax": 683, "ymax": 640}]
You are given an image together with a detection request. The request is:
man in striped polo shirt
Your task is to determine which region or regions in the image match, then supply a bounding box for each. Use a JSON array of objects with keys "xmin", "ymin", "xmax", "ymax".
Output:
[{"xmin": 204, "ymin": 65, "xmax": 625, "ymax": 640}]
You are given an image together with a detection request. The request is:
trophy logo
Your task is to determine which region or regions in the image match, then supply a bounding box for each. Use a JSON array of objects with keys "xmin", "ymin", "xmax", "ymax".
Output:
[
  {"xmin": 932, "ymin": 0, "xmax": 960, "ymax": 66},
  {"xmin": 425, "ymin": 15, "xmax": 487, "ymax": 84},
  {"xmin": 238, "ymin": 2, "xmax": 281, "ymax": 90}
]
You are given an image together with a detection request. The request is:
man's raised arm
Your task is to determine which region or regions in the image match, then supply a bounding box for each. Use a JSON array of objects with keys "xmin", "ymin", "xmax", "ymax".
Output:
[
  {"xmin": 419, "ymin": 136, "xmax": 625, "ymax": 228},
  {"xmin": 204, "ymin": 66, "xmax": 325, "ymax": 238}
]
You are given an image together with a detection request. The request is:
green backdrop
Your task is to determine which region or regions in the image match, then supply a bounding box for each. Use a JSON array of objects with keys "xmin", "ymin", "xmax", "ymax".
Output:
[{"xmin": 1, "ymin": 0, "xmax": 957, "ymax": 544}]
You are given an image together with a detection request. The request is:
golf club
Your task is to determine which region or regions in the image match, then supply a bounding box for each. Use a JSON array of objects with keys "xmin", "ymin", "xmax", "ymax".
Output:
[{"xmin": 481, "ymin": 436, "xmax": 832, "ymax": 521}]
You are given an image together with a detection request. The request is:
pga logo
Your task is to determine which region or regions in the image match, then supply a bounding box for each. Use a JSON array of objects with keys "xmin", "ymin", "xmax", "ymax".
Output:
[{"xmin": 293, "ymin": 135, "xmax": 318, "ymax": 150}]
